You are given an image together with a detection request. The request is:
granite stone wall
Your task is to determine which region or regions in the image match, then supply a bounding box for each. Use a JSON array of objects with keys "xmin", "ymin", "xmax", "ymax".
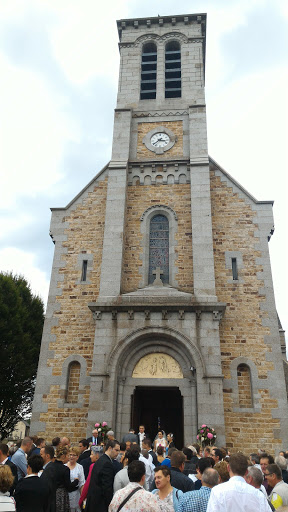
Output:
[
  {"xmin": 122, "ymin": 182, "xmax": 193, "ymax": 293},
  {"xmin": 210, "ymin": 169, "xmax": 285, "ymax": 453},
  {"xmin": 32, "ymin": 178, "xmax": 108, "ymax": 441}
]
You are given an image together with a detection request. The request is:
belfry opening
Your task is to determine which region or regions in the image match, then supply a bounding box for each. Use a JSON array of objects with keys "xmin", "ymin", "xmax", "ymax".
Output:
[{"xmin": 131, "ymin": 386, "xmax": 184, "ymax": 449}]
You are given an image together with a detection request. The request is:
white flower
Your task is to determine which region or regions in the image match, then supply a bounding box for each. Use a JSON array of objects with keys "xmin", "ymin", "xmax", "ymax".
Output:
[
  {"xmin": 201, "ymin": 437, "xmax": 204, "ymax": 442},
  {"xmin": 98, "ymin": 428, "xmax": 102, "ymax": 432}
]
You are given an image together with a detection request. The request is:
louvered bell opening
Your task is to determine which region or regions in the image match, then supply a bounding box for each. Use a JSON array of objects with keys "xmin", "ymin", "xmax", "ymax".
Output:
[
  {"xmin": 165, "ymin": 42, "xmax": 181, "ymax": 98},
  {"xmin": 141, "ymin": 43, "xmax": 157, "ymax": 100}
]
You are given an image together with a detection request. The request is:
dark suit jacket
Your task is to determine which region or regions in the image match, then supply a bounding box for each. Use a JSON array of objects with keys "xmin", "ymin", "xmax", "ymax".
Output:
[
  {"xmin": 79, "ymin": 456, "xmax": 92, "ymax": 479},
  {"xmin": 5, "ymin": 459, "xmax": 18, "ymax": 494},
  {"xmin": 148, "ymin": 449, "xmax": 158, "ymax": 466},
  {"xmin": 14, "ymin": 475, "xmax": 49, "ymax": 512},
  {"xmin": 122, "ymin": 432, "xmax": 138, "ymax": 444},
  {"xmin": 87, "ymin": 436, "xmax": 99, "ymax": 445},
  {"xmin": 113, "ymin": 459, "xmax": 123, "ymax": 475},
  {"xmin": 183, "ymin": 460, "xmax": 197, "ymax": 476},
  {"xmin": 170, "ymin": 467, "xmax": 195, "ymax": 492},
  {"xmin": 78, "ymin": 449, "xmax": 91, "ymax": 463},
  {"xmin": 85, "ymin": 454, "xmax": 114, "ymax": 512},
  {"xmin": 40, "ymin": 460, "xmax": 78, "ymax": 512}
]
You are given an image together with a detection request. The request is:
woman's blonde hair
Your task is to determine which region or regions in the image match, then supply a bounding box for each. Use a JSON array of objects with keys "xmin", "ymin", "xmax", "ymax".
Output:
[
  {"xmin": 0, "ymin": 465, "xmax": 14, "ymax": 493},
  {"xmin": 214, "ymin": 460, "xmax": 230, "ymax": 483},
  {"xmin": 69, "ymin": 446, "xmax": 80, "ymax": 457},
  {"xmin": 55, "ymin": 444, "xmax": 69, "ymax": 459}
]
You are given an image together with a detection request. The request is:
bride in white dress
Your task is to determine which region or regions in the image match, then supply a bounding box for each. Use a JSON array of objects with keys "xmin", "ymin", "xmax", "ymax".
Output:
[{"xmin": 153, "ymin": 430, "xmax": 168, "ymax": 455}]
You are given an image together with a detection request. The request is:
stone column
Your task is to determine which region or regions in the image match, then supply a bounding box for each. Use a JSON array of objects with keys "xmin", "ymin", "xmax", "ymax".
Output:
[
  {"xmin": 99, "ymin": 109, "xmax": 131, "ymax": 297},
  {"xmin": 189, "ymin": 105, "xmax": 216, "ymax": 300}
]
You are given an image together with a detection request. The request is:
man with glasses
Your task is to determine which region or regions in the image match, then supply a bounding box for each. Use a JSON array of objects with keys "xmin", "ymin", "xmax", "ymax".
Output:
[
  {"xmin": 85, "ymin": 440, "xmax": 120, "ymax": 512},
  {"xmin": 211, "ymin": 448, "xmax": 223, "ymax": 465},
  {"xmin": 264, "ymin": 464, "xmax": 288, "ymax": 510},
  {"xmin": 260, "ymin": 454, "xmax": 275, "ymax": 495}
]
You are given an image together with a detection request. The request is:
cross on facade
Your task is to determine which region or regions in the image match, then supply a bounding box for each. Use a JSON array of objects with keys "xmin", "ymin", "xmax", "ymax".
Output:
[{"xmin": 152, "ymin": 267, "xmax": 163, "ymax": 286}]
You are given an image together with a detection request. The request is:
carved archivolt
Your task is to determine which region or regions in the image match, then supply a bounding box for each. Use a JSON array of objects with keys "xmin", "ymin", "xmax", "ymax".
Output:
[
  {"xmin": 133, "ymin": 31, "xmax": 188, "ymax": 47},
  {"xmin": 132, "ymin": 352, "xmax": 183, "ymax": 378},
  {"xmin": 161, "ymin": 32, "xmax": 188, "ymax": 43},
  {"xmin": 140, "ymin": 204, "xmax": 178, "ymax": 221}
]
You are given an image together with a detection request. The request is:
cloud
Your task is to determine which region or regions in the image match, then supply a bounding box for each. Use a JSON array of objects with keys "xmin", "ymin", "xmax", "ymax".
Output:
[
  {"xmin": 0, "ymin": 53, "xmax": 77, "ymax": 208},
  {"xmin": 0, "ymin": 247, "xmax": 50, "ymax": 304}
]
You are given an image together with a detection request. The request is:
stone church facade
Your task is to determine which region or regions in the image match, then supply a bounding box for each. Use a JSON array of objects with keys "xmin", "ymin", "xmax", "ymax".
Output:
[{"xmin": 31, "ymin": 13, "xmax": 288, "ymax": 453}]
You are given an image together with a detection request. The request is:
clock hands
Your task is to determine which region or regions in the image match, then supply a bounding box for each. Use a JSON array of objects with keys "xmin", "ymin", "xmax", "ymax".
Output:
[{"xmin": 151, "ymin": 133, "xmax": 170, "ymax": 147}]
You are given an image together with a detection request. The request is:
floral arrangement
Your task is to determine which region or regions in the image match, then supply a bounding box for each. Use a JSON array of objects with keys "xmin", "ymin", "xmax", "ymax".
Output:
[
  {"xmin": 94, "ymin": 421, "xmax": 110, "ymax": 443},
  {"xmin": 196, "ymin": 424, "xmax": 217, "ymax": 446}
]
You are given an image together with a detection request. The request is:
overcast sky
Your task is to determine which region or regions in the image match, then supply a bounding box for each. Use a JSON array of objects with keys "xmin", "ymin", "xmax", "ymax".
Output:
[{"xmin": 0, "ymin": 0, "xmax": 287, "ymax": 342}]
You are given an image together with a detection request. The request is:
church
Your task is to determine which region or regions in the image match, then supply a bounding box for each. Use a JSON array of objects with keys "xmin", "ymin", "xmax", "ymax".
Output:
[{"xmin": 31, "ymin": 13, "xmax": 288, "ymax": 453}]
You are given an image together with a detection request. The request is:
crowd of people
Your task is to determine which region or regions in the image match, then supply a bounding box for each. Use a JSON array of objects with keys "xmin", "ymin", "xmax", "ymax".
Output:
[{"xmin": 1, "ymin": 425, "xmax": 288, "ymax": 511}]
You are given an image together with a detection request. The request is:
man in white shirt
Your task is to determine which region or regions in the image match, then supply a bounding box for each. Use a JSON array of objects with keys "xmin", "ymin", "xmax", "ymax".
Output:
[
  {"xmin": 207, "ymin": 453, "xmax": 271, "ymax": 512},
  {"xmin": 137, "ymin": 425, "xmax": 149, "ymax": 450}
]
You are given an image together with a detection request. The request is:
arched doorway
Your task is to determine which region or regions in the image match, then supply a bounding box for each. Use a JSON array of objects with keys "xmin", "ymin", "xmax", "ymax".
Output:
[
  {"xmin": 131, "ymin": 386, "xmax": 184, "ymax": 448},
  {"xmin": 111, "ymin": 330, "xmax": 201, "ymax": 445}
]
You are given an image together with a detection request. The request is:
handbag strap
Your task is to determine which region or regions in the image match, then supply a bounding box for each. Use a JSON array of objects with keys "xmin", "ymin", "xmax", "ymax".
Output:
[{"xmin": 117, "ymin": 486, "xmax": 142, "ymax": 512}]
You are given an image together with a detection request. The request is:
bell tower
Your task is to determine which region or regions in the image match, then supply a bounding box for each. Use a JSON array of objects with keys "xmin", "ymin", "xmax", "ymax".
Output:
[
  {"xmin": 100, "ymin": 14, "xmax": 216, "ymax": 303},
  {"xmin": 91, "ymin": 14, "xmax": 226, "ymax": 445}
]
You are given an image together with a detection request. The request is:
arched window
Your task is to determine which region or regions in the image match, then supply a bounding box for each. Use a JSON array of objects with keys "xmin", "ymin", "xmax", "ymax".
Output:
[
  {"xmin": 140, "ymin": 42, "xmax": 157, "ymax": 100},
  {"xmin": 148, "ymin": 214, "xmax": 169, "ymax": 284},
  {"xmin": 237, "ymin": 364, "xmax": 253, "ymax": 408},
  {"xmin": 65, "ymin": 361, "xmax": 81, "ymax": 403},
  {"xmin": 165, "ymin": 41, "xmax": 181, "ymax": 98}
]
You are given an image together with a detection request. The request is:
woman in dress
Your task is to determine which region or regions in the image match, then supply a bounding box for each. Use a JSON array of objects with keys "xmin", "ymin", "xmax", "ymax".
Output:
[
  {"xmin": 65, "ymin": 447, "xmax": 85, "ymax": 512},
  {"xmin": 152, "ymin": 466, "xmax": 183, "ymax": 512},
  {"xmin": 154, "ymin": 431, "xmax": 168, "ymax": 454},
  {"xmin": 0, "ymin": 465, "xmax": 16, "ymax": 511},
  {"xmin": 166, "ymin": 433, "xmax": 175, "ymax": 456},
  {"xmin": 54, "ymin": 445, "xmax": 79, "ymax": 512},
  {"xmin": 157, "ymin": 446, "xmax": 165, "ymax": 464}
]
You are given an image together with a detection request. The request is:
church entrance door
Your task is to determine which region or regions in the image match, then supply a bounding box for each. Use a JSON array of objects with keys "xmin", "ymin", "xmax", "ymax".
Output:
[{"xmin": 131, "ymin": 386, "xmax": 184, "ymax": 449}]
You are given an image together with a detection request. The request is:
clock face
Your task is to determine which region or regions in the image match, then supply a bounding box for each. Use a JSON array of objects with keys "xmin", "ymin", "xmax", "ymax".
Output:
[{"xmin": 150, "ymin": 132, "xmax": 170, "ymax": 148}]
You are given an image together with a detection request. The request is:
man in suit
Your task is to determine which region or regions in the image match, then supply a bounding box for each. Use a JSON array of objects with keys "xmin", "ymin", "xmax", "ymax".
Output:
[
  {"xmin": 40, "ymin": 445, "xmax": 57, "ymax": 512},
  {"xmin": 14, "ymin": 454, "xmax": 49, "ymax": 512},
  {"xmin": 0, "ymin": 442, "xmax": 18, "ymax": 493},
  {"xmin": 138, "ymin": 425, "xmax": 149, "ymax": 450},
  {"xmin": 30, "ymin": 437, "xmax": 46, "ymax": 456},
  {"xmin": 78, "ymin": 438, "xmax": 91, "ymax": 462},
  {"xmin": 87, "ymin": 428, "xmax": 99, "ymax": 445},
  {"xmin": 85, "ymin": 439, "xmax": 120, "ymax": 512},
  {"xmin": 122, "ymin": 428, "xmax": 138, "ymax": 444}
]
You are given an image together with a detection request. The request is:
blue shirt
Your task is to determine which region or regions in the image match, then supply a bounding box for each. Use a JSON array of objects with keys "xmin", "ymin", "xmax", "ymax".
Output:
[
  {"xmin": 179, "ymin": 486, "xmax": 211, "ymax": 512},
  {"xmin": 11, "ymin": 448, "xmax": 27, "ymax": 480}
]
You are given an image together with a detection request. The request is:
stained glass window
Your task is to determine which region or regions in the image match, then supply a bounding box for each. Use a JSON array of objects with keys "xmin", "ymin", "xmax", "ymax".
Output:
[{"xmin": 148, "ymin": 214, "xmax": 169, "ymax": 284}]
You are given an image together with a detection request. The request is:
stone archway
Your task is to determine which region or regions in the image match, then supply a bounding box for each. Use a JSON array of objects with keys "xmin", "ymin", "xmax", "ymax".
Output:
[{"xmin": 109, "ymin": 329, "xmax": 201, "ymax": 444}]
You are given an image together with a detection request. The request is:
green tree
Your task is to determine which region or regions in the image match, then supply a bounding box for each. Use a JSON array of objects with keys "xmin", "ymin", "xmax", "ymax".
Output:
[{"xmin": 0, "ymin": 272, "xmax": 44, "ymax": 440}]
